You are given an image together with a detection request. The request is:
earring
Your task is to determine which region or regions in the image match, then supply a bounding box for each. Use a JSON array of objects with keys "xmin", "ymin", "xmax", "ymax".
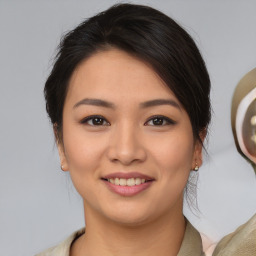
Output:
[
  {"xmin": 61, "ymin": 165, "xmax": 65, "ymax": 171},
  {"xmin": 193, "ymin": 163, "xmax": 199, "ymax": 171}
]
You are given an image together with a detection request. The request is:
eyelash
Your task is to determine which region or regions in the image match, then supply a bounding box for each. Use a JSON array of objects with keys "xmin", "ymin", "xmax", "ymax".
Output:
[
  {"xmin": 80, "ymin": 115, "xmax": 110, "ymax": 126},
  {"xmin": 80, "ymin": 115, "xmax": 176, "ymax": 126},
  {"xmin": 145, "ymin": 115, "xmax": 176, "ymax": 126}
]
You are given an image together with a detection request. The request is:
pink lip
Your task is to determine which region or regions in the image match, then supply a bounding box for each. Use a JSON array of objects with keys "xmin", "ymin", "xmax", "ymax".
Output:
[
  {"xmin": 103, "ymin": 179, "xmax": 153, "ymax": 197},
  {"xmin": 101, "ymin": 172, "xmax": 155, "ymax": 197}
]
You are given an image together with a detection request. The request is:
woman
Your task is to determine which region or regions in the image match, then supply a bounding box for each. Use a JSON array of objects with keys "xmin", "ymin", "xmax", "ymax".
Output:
[{"xmin": 37, "ymin": 3, "xmax": 211, "ymax": 256}]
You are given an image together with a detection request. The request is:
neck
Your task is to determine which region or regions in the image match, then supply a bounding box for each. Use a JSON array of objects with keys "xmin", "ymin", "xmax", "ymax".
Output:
[{"xmin": 71, "ymin": 201, "xmax": 186, "ymax": 256}]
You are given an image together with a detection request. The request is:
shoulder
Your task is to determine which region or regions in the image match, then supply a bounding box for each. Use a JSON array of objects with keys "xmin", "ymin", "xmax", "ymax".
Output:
[
  {"xmin": 35, "ymin": 228, "xmax": 85, "ymax": 256},
  {"xmin": 213, "ymin": 214, "xmax": 256, "ymax": 256},
  {"xmin": 178, "ymin": 220, "xmax": 205, "ymax": 256}
]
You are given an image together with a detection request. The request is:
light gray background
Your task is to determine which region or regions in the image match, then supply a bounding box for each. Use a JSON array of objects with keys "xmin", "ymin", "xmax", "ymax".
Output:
[{"xmin": 0, "ymin": 1, "xmax": 256, "ymax": 255}]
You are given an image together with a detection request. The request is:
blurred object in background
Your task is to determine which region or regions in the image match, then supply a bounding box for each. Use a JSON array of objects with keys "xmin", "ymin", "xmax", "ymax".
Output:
[{"xmin": 231, "ymin": 68, "xmax": 256, "ymax": 172}]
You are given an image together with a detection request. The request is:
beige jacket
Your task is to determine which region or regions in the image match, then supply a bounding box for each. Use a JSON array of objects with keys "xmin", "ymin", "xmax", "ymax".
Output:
[
  {"xmin": 213, "ymin": 214, "xmax": 256, "ymax": 256},
  {"xmin": 36, "ymin": 221, "xmax": 205, "ymax": 256}
]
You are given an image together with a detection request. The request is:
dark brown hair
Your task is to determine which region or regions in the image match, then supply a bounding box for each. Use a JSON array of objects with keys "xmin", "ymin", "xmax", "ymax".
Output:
[{"xmin": 45, "ymin": 3, "xmax": 211, "ymax": 144}]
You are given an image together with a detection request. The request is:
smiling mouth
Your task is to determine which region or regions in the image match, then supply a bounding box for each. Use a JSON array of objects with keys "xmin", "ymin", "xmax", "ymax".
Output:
[
  {"xmin": 101, "ymin": 174, "xmax": 154, "ymax": 196},
  {"xmin": 102, "ymin": 177, "xmax": 153, "ymax": 186}
]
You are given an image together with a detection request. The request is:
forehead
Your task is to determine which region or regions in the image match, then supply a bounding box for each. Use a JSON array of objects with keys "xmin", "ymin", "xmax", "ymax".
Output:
[{"xmin": 66, "ymin": 49, "xmax": 178, "ymax": 104}]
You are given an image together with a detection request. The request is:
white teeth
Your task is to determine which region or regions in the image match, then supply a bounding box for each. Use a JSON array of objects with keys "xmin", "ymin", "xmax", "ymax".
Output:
[
  {"xmin": 114, "ymin": 178, "xmax": 119, "ymax": 185},
  {"xmin": 127, "ymin": 178, "xmax": 135, "ymax": 186},
  {"xmin": 135, "ymin": 178, "xmax": 141, "ymax": 185},
  {"xmin": 107, "ymin": 177, "xmax": 147, "ymax": 186},
  {"xmin": 119, "ymin": 178, "xmax": 127, "ymax": 186}
]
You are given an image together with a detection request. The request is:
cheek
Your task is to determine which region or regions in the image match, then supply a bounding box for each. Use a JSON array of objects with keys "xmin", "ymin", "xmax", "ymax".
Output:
[
  {"xmin": 64, "ymin": 123, "xmax": 97, "ymax": 158},
  {"xmin": 62, "ymin": 125, "xmax": 108, "ymax": 181},
  {"xmin": 149, "ymin": 131, "xmax": 195, "ymax": 197},
  {"xmin": 63, "ymin": 132, "xmax": 108, "ymax": 199},
  {"xmin": 151, "ymin": 132, "xmax": 195, "ymax": 172},
  {"xmin": 144, "ymin": 132, "xmax": 195, "ymax": 213}
]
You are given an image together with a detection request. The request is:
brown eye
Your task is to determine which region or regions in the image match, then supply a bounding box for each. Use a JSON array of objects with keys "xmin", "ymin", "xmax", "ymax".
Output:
[
  {"xmin": 145, "ymin": 115, "xmax": 176, "ymax": 126},
  {"xmin": 92, "ymin": 117, "xmax": 104, "ymax": 125},
  {"xmin": 152, "ymin": 118, "xmax": 164, "ymax": 125},
  {"xmin": 81, "ymin": 115, "xmax": 110, "ymax": 126}
]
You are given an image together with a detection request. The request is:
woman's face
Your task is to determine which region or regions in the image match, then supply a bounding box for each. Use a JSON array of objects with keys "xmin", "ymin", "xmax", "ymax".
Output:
[{"xmin": 58, "ymin": 49, "xmax": 203, "ymax": 225}]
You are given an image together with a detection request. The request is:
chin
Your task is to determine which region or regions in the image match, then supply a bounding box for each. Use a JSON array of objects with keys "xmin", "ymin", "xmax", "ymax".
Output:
[
  {"xmin": 105, "ymin": 202, "xmax": 166, "ymax": 227},
  {"xmin": 109, "ymin": 213, "xmax": 151, "ymax": 227}
]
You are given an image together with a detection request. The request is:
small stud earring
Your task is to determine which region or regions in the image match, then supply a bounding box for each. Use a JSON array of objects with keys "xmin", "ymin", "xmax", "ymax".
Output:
[
  {"xmin": 61, "ymin": 165, "xmax": 65, "ymax": 171},
  {"xmin": 194, "ymin": 163, "xmax": 199, "ymax": 171}
]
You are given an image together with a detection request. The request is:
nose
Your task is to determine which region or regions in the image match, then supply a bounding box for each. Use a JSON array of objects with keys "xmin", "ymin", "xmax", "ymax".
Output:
[{"xmin": 106, "ymin": 122, "xmax": 147, "ymax": 165}]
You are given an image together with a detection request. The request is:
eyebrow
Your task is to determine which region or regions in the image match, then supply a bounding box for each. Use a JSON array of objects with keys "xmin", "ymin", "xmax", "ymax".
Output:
[
  {"xmin": 140, "ymin": 99, "xmax": 181, "ymax": 110},
  {"xmin": 73, "ymin": 98, "xmax": 115, "ymax": 109},
  {"xmin": 73, "ymin": 98, "xmax": 180, "ymax": 110}
]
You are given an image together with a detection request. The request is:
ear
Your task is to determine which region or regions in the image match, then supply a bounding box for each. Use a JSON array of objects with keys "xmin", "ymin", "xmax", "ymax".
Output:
[
  {"xmin": 192, "ymin": 129, "xmax": 206, "ymax": 170},
  {"xmin": 53, "ymin": 124, "xmax": 69, "ymax": 172}
]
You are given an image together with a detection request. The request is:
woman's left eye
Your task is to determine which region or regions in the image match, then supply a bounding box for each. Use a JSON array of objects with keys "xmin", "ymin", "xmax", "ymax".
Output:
[{"xmin": 145, "ymin": 116, "xmax": 176, "ymax": 126}]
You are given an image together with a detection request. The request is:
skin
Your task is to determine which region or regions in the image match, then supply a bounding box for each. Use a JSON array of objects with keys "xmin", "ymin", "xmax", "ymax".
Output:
[{"xmin": 57, "ymin": 49, "xmax": 204, "ymax": 256}]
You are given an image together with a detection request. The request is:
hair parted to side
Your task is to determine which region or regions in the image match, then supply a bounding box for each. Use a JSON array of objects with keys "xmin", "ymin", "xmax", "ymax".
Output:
[{"xmin": 44, "ymin": 3, "xmax": 211, "ymax": 210}]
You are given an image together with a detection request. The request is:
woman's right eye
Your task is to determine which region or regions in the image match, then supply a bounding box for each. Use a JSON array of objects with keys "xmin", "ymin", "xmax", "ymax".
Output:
[{"xmin": 80, "ymin": 115, "xmax": 110, "ymax": 126}]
